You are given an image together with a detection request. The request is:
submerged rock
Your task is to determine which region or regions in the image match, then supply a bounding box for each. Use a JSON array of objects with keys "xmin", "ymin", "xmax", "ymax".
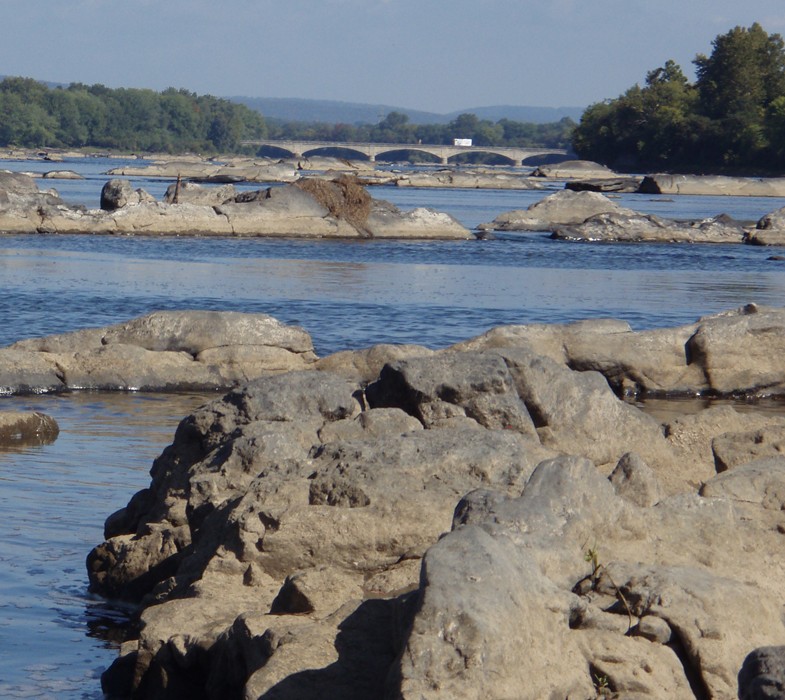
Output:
[{"xmin": 0, "ymin": 411, "xmax": 59, "ymax": 446}]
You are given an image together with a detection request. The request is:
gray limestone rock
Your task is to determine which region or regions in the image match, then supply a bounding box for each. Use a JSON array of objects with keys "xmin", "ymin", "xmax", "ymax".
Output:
[
  {"xmin": 365, "ymin": 351, "xmax": 538, "ymax": 435},
  {"xmin": 739, "ymin": 646, "xmax": 785, "ymax": 700},
  {"xmin": 609, "ymin": 452, "xmax": 664, "ymax": 507},
  {"xmin": 554, "ymin": 211, "xmax": 746, "ymax": 243}
]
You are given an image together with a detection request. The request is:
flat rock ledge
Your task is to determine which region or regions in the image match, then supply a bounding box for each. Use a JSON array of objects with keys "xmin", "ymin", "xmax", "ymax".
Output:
[
  {"xmin": 81, "ymin": 303, "xmax": 785, "ymax": 700},
  {"xmin": 480, "ymin": 189, "xmax": 756, "ymax": 243},
  {"xmin": 0, "ymin": 310, "xmax": 317, "ymax": 394},
  {"xmin": 0, "ymin": 172, "xmax": 471, "ymax": 239}
]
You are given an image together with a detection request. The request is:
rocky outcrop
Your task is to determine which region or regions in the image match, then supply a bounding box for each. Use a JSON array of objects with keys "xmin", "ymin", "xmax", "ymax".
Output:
[
  {"xmin": 746, "ymin": 205, "xmax": 785, "ymax": 246},
  {"xmin": 565, "ymin": 176, "xmax": 643, "ymax": 193},
  {"xmin": 105, "ymin": 158, "xmax": 299, "ymax": 184},
  {"xmin": 1, "ymin": 310, "xmax": 317, "ymax": 394},
  {"xmin": 530, "ymin": 159, "xmax": 618, "ymax": 180},
  {"xmin": 84, "ymin": 306, "xmax": 785, "ymax": 699},
  {"xmin": 554, "ymin": 210, "xmax": 747, "ymax": 243},
  {"xmin": 481, "ymin": 188, "xmax": 785, "ymax": 244},
  {"xmin": 639, "ymin": 173, "xmax": 785, "ymax": 197},
  {"xmin": 0, "ymin": 174, "xmax": 472, "ymax": 239},
  {"xmin": 395, "ymin": 169, "xmax": 548, "ymax": 190},
  {"xmin": 451, "ymin": 304, "xmax": 785, "ymax": 399},
  {"xmin": 479, "ymin": 189, "xmax": 633, "ymax": 232}
]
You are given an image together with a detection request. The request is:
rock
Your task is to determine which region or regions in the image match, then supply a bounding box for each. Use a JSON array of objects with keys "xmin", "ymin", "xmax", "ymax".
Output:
[
  {"xmin": 0, "ymin": 171, "xmax": 71, "ymax": 233},
  {"xmin": 565, "ymin": 177, "xmax": 643, "ymax": 193},
  {"xmin": 100, "ymin": 178, "xmax": 155, "ymax": 210},
  {"xmin": 0, "ymin": 170, "xmax": 40, "ymax": 194},
  {"xmin": 396, "ymin": 456, "xmax": 785, "ymax": 699},
  {"xmin": 162, "ymin": 180, "xmax": 237, "ymax": 206},
  {"xmin": 453, "ymin": 305, "xmax": 785, "ymax": 400},
  {"xmin": 685, "ymin": 305, "xmax": 785, "ymax": 395},
  {"xmin": 395, "ymin": 169, "xmax": 547, "ymax": 190},
  {"xmin": 0, "ymin": 411, "xmax": 59, "ymax": 445},
  {"xmin": 499, "ymin": 347, "xmax": 676, "ymax": 479},
  {"xmin": 609, "ymin": 452, "xmax": 663, "ymax": 507},
  {"xmin": 738, "ymin": 646, "xmax": 785, "ymax": 699},
  {"xmin": 554, "ymin": 211, "xmax": 746, "ymax": 243},
  {"xmin": 314, "ymin": 343, "xmax": 434, "ymax": 385},
  {"xmin": 106, "ymin": 158, "xmax": 298, "ymax": 183},
  {"xmin": 639, "ymin": 173, "xmax": 785, "ymax": 197},
  {"xmin": 480, "ymin": 189, "xmax": 631, "ymax": 232},
  {"xmin": 699, "ymin": 457, "xmax": 785, "ymax": 511},
  {"xmin": 747, "ymin": 205, "xmax": 785, "ymax": 245},
  {"xmin": 41, "ymin": 169, "xmax": 84, "ymax": 180},
  {"xmin": 365, "ymin": 202, "xmax": 472, "ymax": 239},
  {"xmin": 84, "ymin": 313, "xmax": 785, "ymax": 699},
  {"xmin": 712, "ymin": 424, "xmax": 785, "ymax": 472},
  {"xmin": 530, "ymin": 159, "xmax": 617, "ymax": 179},
  {"xmin": 1, "ymin": 310, "xmax": 317, "ymax": 394},
  {"xmin": 0, "ymin": 349, "xmax": 66, "ymax": 394},
  {"xmin": 365, "ymin": 351, "xmax": 538, "ymax": 435},
  {"xmin": 0, "ymin": 175, "xmax": 472, "ymax": 239},
  {"xmin": 661, "ymin": 406, "xmax": 785, "ymax": 489}
]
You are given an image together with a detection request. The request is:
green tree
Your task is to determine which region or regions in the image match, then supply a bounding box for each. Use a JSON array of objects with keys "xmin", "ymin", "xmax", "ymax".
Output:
[{"xmin": 695, "ymin": 23, "xmax": 785, "ymax": 164}]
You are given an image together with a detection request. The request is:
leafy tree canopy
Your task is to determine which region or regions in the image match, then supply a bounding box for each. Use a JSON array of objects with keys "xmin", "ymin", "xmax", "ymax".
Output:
[
  {"xmin": 0, "ymin": 78, "xmax": 267, "ymax": 153},
  {"xmin": 572, "ymin": 23, "xmax": 785, "ymax": 172},
  {"xmin": 0, "ymin": 76, "xmax": 576, "ymax": 159}
]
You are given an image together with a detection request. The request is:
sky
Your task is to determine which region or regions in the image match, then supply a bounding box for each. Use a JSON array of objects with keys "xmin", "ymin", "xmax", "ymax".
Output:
[{"xmin": 2, "ymin": 0, "xmax": 785, "ymax": 114}]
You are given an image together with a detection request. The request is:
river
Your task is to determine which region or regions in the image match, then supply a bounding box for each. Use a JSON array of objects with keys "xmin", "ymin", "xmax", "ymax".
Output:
[{"xmin": 0, "ymin": 157, "xmax": 784, "ymax": 698}]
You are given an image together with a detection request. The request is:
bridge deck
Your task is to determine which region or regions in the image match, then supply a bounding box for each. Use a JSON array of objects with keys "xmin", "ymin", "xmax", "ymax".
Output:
[{"xmin": 240, "ymin": 139, "xmax": 567, "ymax": 164}]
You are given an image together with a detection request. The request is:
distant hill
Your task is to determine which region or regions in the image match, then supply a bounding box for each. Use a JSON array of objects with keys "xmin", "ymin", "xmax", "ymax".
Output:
[{"xmin": 229, "ymin": 96, "xmax": 584, "ymax": 125}]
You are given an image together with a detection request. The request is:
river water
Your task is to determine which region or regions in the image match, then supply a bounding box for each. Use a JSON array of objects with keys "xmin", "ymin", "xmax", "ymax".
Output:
[{"xmin": 1, "ymin": 157, "xmax": 785, "ymax": 698}]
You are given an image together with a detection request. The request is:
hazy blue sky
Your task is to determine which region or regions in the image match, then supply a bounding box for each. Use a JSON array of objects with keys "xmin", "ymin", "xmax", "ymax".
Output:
[{"xmin": 2, "ymin": 0, "xmax": 785, "ymax": 113}]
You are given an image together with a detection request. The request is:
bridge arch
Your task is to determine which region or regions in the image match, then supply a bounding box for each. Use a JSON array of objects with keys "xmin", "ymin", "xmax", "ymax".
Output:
[
  {"xmin": 447, "ymin": 150, "xmax": 517, "ymax": 166},
  {"xmin": 255, "ymin": 145, "xmax": 297, "ymax": 159},
  {"xmin": 375, "ymin": 148, "xmax": 441, "ymax": 164},
  {"xmin": 301, "ymin": 146, "xmax": 371, "ymax": 161}
]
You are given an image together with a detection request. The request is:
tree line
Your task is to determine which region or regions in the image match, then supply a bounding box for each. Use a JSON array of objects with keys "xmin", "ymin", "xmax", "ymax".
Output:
[
  {"xmin": 0, "ymin": 78, "xmax": 268, "ymax": 153},
  {"xmin": 572, "ymin": 23, "xmax": 785, "ymax": 173},
  {"xmin": 0, "ymin": 76, "xmax": 574, "ymax": 157},
  {"xmin": 266, "ymin": 111, "xmax": 575, "ymax": 150}
]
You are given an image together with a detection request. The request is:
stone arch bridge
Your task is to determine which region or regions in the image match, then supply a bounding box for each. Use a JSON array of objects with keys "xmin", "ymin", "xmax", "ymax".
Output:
[{"xmin": 240, "ymin": 139, "xmax": 568, "ymax": 166}]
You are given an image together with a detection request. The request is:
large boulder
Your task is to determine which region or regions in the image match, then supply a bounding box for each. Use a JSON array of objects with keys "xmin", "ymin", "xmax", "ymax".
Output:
[{"xmin": 100, "ymin": 179, "xmax": 155, "ymax": 210}]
